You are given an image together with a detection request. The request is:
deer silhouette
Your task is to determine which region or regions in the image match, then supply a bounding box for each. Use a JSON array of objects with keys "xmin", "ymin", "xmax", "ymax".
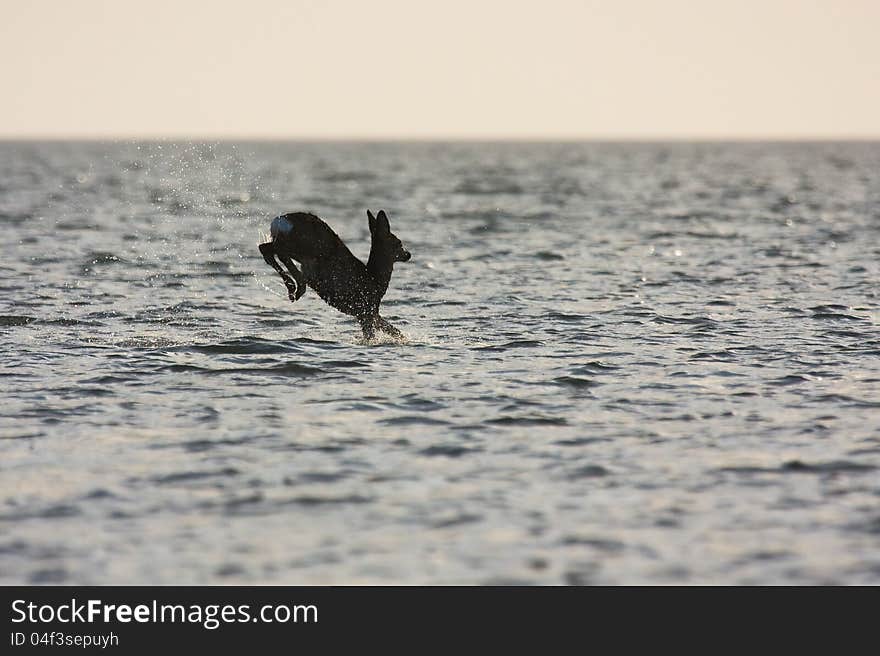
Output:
[{"xmin": 259, "ymin": 210, "xmax": 411, "ymax": 340}]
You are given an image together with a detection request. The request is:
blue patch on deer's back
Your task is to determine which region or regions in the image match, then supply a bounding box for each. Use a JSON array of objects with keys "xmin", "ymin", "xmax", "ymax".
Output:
[{"xmin": 270, "ymin": 215, "xmax": 293, "ymax": 239}]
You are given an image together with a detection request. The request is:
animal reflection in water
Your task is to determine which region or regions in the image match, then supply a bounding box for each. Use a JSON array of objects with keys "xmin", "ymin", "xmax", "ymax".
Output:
[{"xmin": 259, "ymin": 210, "xmax": 411, "ymax": 340}]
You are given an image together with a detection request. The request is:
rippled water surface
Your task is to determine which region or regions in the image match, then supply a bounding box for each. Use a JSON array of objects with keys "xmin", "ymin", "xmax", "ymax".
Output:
[{"xmin": 2, "ymin": 141, "xmax": 879, "ymax": 584}]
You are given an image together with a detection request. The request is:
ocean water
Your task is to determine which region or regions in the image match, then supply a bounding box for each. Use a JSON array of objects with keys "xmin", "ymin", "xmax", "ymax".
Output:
[{"xmin": 1, "ymin": 141, "xmax": 879, "ymax": 585}]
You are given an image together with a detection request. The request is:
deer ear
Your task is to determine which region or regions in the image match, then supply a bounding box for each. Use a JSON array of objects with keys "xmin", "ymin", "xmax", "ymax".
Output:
[
  {"xmin": 376, "ymin": 210, "xmax": 390, "ymax": 234},
  {"xmin": 367, "ymin": 209, "xmax": 376, "ymax": 233}
]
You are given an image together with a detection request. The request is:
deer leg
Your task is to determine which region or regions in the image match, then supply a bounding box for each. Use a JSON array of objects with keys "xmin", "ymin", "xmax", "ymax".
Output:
[
  {"xmin": 276, "ymin": 252, "xmax": 307, "ymax": 300},
  {"xmin": 358, "ymin": 316, "xmax": 377, "ymax": 341},
  {"xmin": 376, "ymin": 316, "xmax": 403, "ymax": 338},
  {"xmin": 259, "ymin": 241, "xmax": 301, "ymax": 302}
]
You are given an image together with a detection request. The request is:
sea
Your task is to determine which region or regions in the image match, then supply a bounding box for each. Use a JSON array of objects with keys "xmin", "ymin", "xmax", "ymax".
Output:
[{"xmin": 1, "ymin": 140, "xmax": 879, "ymax": 584}]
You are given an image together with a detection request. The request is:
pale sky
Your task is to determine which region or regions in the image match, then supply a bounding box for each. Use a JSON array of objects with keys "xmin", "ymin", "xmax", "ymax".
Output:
[{"xmin": 1, "ymin": 0, "xmax": 878, "ymax": 139}]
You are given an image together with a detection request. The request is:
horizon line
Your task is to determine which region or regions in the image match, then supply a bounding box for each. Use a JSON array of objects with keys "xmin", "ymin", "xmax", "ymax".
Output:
[{"xmin": 1, "ymin": 134, "xmax": 879, "ymax": 144}]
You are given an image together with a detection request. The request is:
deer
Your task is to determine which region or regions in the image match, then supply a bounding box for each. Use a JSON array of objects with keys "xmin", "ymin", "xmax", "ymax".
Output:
[{"xmin": 259, "ymin": 210, "xmax": 411, "ymax": 340}]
